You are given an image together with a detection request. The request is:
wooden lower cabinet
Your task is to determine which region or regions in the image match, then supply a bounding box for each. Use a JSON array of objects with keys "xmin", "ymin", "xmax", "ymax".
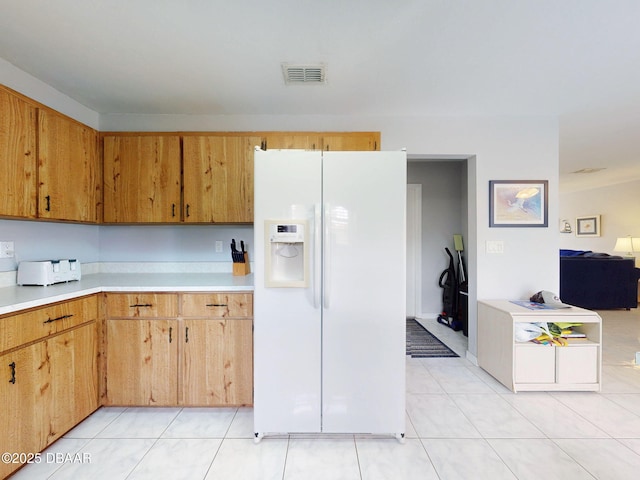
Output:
[
  {"xmin": 106, "ymin": 319, "xmax": 179, "ymax": 406},
  {"xmin": 0, "ymin": 319, "xmax": 97, "ymax": 479},
  {"xmin": 0, "ymin": 341, "xmax": 48, "ymax": 479},
  {"xmin": 104, "ymin": 292, "xmax": 253, "ymax": 407},
  {"xmin": 182, "ymin": 318, "xmax": 253, "ymax": 406}
]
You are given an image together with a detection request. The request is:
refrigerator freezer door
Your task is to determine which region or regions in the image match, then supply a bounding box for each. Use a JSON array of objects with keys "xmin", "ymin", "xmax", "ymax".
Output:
[
  {"xmin": 253, "ymin": 149, "xmax": 323, "ymax": 434},
  {"xmin": 321, "ymin": 151, "xmax": 407, "ymax": 434}
]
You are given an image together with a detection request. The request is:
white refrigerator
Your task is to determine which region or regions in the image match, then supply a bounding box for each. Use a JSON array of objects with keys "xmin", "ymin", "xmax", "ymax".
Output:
[{"xmin": 253, "ymin": 148, "xmax": 406, "ymax": 438}]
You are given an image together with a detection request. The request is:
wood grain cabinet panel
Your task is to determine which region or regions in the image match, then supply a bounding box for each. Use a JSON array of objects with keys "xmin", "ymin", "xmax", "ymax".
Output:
[
  {"xmin": 182, "ymin": 135, "xmax": 259, "ymax": 223},
  {"xmin": 105, "ymin": 293, "xmax": 178, "ymax": 318},
  {"xmin": 182, "ymin": 318, "xmax": 253, "ymax": 406},
  {"xmin": 181, "ymin": 292, "xmax": 252, "ymax": 318},
  {"xmin": 38, "ymin": 109, "xmax": 100, "ymax": 222},
  {"xmin": 322, "ymin": 132, "xmax": 380, "ymax": 151},
  {"xmin": 0, "ymin": 341, "xmax": 48, "ymax": 479},
  {"xmin": 48, "ymin": 323, "xmax": 98, "ymax": 443},
  {"xmin": 106, "ymin": 318, "xmax": 179, "ymax": 406},
  {"xmin": 0, "ymin": 87, "xmax": 37, "ymax": 219},
  {"xmin": 0, "ymin": 295, "xmax": 97, "ymax": 355},
  {"xmin": 263, "ymin": 133, "xmax": 322, "ymax": 150},
  {"xmin": 103, "ymin": 135, "xmax": 181, "ymax": 223}
]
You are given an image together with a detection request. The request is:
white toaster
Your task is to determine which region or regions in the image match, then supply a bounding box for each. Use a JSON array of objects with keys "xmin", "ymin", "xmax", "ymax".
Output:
[{"xmin": 17, "ymin": 259, "xmax": 81, "ymax": 286}]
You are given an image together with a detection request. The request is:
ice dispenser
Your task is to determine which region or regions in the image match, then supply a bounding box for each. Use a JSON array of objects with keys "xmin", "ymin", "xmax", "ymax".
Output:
[{"xmin": 265, "ymin": 220, "xmax": 308, "ymax": 287}]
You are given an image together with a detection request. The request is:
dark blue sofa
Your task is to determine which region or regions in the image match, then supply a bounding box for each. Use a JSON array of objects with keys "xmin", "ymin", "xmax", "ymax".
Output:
[{"xmin": 560, "ymin": 250, "xmax": 640, "ymax": 310}]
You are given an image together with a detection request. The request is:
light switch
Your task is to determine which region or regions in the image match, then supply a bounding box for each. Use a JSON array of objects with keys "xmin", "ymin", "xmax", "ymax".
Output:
[
  {"xmin": 215, "ymin": 240, "xmax": 223, "ymax": 253},
  {"xmin": 486, "ymin": 240, "xmax": 504, "ymax": 254}
]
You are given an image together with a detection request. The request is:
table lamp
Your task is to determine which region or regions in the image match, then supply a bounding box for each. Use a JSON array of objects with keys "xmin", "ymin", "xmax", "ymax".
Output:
[{"xmin": 613, "ymin": 236, "xmax": 640, "ymax": 257}]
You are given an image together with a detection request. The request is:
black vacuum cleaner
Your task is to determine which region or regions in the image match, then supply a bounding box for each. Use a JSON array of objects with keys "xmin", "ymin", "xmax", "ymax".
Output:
[
  {"xmin": 437, "ymin": 247, "xmax": 461, "ymax": 330},
  {"xmin": 437, "ymin": 235, "xmax": 467, "ymax": 332}
]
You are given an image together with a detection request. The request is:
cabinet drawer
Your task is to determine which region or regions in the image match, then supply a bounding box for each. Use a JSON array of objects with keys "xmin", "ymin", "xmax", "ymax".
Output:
[
  {"xmin": 0, "ymin": 295, "xmax": 97, "ymax": 353},
  {"xmin": 181, "ymin": 293, "xmax": 252, "ymax": 318},
  {"xmin": 556, "ymin": 345, "xmax": 599, "ymax": 384},
  {"xmin": 514, "ymin": 345, "xmax": 556, "ymax": 383},
  {"xmin": 105, "ymin": 293, "xmax": 178, "ymax": 318}
]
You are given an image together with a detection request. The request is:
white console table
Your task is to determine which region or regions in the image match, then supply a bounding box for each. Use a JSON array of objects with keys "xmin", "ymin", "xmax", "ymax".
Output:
[{"xmin": 478, "ymin": 300, "xmax": 602, "ymax": 392}]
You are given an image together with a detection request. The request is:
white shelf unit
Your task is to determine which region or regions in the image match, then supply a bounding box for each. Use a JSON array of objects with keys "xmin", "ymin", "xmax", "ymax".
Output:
[{"xmin": 478, "ymin": 300, "xmax": 602, "ymax": 392}]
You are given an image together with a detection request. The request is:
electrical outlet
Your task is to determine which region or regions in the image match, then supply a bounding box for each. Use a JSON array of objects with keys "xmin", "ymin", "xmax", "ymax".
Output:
[
  {"xmin": 0, "ymin": 241, "xmax": 15, "ymax": 259},
  {"xmin": 215, "ymin": 240, "xmax": 223, "ymax": 253},
  {"xmin": 486, "ymin": 240, "xmax": 504, "ymax": 254}
]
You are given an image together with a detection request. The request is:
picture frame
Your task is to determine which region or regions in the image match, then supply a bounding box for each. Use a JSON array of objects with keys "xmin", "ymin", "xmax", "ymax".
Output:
[
  {"xmin": 575, "ymin": 215, "xmax": 601, "ymax": 237},
  {"xmin": 489, "ymin": 180, "xmax": 548, "ymax": 227}
]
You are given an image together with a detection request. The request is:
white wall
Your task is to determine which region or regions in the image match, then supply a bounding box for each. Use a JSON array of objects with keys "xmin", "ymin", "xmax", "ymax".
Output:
[
  {"xmin": 98, "ymin": 225, "xmax": 253, "ymax": 262},
  {"xmin": 559, "ymin": 179, "xmax": 640, "ymax": 263},
  {"xmin": 0, "ymin": 58, "xmax": 99, "ymax": 128}
]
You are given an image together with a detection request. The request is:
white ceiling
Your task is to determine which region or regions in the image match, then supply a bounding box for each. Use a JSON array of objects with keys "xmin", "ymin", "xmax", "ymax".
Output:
[{"xmin": 2, "ymin": 0, "xmax": 640, "ymax": 192}]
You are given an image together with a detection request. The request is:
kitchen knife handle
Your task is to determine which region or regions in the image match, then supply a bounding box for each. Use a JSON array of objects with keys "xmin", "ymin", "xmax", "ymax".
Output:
[{"xmin": 43, "ymin": 314, "xmax": 73, "ymax": 324}]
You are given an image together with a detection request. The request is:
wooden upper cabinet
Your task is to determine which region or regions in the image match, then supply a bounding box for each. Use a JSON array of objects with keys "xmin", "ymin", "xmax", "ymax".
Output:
[
  {"xmin": 182, "ymin": 135, "xmax": 259, "ymax": 223},
  {"xmin": 323, "ymin": 132, "xmax": 380, "ymax": 151},
  {"xmin": 0, "ymin": 88, "xmax": 37, "ymax": 219},
  {"xmin": 103, "ymin": 135, "xmax": 181, "ymax": 223},
  {"xmin": 263, "ymin": 133, "xmax": 322, "ymax": 150},
  {"xmin": 38, "ymin": 110, "xmax": 99, "ymax": 222}
]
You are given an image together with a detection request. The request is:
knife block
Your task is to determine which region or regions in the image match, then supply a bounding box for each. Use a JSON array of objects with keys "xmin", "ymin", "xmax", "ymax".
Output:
[{"xmin": 233, "ymin": 252, "xmax": 250, "ymax": 276}]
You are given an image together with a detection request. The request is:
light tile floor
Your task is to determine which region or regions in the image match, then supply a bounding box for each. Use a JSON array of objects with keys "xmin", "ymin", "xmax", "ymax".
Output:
[{"xmin": 13, "ymin": 309, "xmax": 640, "ymax": 479}]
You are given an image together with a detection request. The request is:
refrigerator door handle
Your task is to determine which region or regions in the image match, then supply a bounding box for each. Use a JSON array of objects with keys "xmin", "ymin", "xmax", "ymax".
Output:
[
  {"xmin": 313, "ymin": 203, "xmax": 322, "ymax": 309},
  {"xmin": 323, "ymin": 203, "xmax": 331, "ymax": 309}
]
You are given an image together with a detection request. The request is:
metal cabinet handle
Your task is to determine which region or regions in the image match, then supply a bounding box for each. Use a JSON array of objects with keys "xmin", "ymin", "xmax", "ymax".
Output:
[
  {"xmin": 185, "ymin": 327, "xmax": 189, "ymax": 343},
  {"xmin": 169, "ymin": 327, "xmax": 173, "ymax": 343},
  {"xmin": 186, "ymin": 204, "xmax": 190, "ymax": 218},
  {"xmin": 45, "ymin": 195, "xmax": 51, "ymax": 212},
  {"xmin": 129, "ymin": 304, "xmax": 153, "ymax": 308},
  {"xmin": 43, "ymin": 314, "xmax": 73, "ymax": 324},
  {"xmin": 9, "ymin": 362, "xmax": 16, "ymax": 384},
  {"xmin": 205, "ymin": 303, "xmax": 228, "ymax": 307},
  {"xmin": 172, "ymin": 203, "xmax": 176, "ymax": 217}
]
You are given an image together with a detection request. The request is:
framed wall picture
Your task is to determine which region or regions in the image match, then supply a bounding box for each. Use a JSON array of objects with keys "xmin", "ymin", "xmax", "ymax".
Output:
[
  {"xmin": 489, "ymin": 180, "xmax": 548, "ymax": 227},
  {"xmin": 576, "ymin": 215, "xmax": 601, "ymax": 237}
]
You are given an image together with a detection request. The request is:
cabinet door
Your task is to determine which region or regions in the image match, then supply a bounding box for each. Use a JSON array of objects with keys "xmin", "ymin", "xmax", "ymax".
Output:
[
  {"xmin": 106, "ymin": 319, "xmax": 178, "ymax": 405},
  {"xmin": 182, "ymin": 135, "xmax": 259, "ymax": 223},
  {"xmin": 38, "ymin": 110, "xmax": 99, "ymax": 222},
  {"xmin": 0, "ymin": 88, "xmax": 37, "ymax": 219},
  {"xmin": 0, "ymin": 342, "xmax": 49, "ymax": 479},
  {"xmin": 263, "ymin": 133, "xmax": 322, "ymax": 150},
  {"xmin": 103, "ymin": 136, "xmax": 181, "ymax": 223},
  {"xmin": 322, "ymin": 132, "xmax": 380, "ymax": 151},
  {"xmin": 556, "ymin": 346, "xmax": 599, "ymax": 384},
  {"xmin": 48, "ymin": 323, "xmax": 98, "ymax": 443},
  {"xmin": 514, "ymin": 345, "xmax": 556, "ymax": 383},
  {"xmin": 182, "ymin": 319, "xmax": 253, "ymax": 406}
]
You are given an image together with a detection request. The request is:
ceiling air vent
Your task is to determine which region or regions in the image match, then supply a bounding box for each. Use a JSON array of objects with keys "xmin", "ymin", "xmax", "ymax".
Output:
[{"xmin": 282, "ymin": 63, "xmax": 327, "ymax": 85}]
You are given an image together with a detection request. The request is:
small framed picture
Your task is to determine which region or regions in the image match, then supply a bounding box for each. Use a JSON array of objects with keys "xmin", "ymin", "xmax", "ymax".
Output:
[
  {"xmin": 489, "ymin": 180, "xmax": 548, "ymax": 227},
  {"xmin": 575, "ymin": 215, "xmax": 601, "ymax": 237}
]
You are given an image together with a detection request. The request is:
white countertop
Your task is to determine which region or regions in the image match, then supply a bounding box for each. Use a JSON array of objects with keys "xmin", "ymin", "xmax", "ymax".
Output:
[{"xmin": 0, "ymin": 273, "xmax": 254, "ymax": 315}]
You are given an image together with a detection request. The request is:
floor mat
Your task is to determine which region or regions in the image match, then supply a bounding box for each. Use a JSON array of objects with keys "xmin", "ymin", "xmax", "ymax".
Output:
[{"xmin": 406, "ymin": 318, "xmax": 459, "ymax": 358}]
